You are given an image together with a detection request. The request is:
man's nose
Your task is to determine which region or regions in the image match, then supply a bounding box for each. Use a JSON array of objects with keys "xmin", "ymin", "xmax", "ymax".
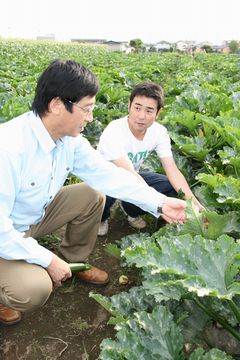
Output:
[
  {"xmin": 85, "ymin": 112, "xmax": 94, "ymax": 122},
  {"xmin": 138, "ymin": 109, "xmax": 146, "ymax": 118}
]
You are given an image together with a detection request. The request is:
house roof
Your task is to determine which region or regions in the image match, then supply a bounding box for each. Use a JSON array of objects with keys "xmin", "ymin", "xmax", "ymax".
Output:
[
  {"xmin": 70, "ymin": 38, "xmax": 106, "ymax": 43},
  {"xmin": 156, "ymin": 40, "xmax": 171, "ymax": 45},
  {"xmin": 103, "ymin": 40, "xmax": 128, "ymax": 45}
]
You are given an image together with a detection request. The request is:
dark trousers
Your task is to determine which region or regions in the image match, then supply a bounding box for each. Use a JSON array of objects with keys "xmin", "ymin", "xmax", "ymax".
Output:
[{"xmin": 101, "ymin": 171, "xmax": 177, "ymax": 221}]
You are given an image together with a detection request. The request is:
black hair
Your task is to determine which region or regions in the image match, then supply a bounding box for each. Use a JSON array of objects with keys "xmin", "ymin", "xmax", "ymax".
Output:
[
  {"xmin": 129, "ymin": 81, "xmax": 164, "ymax": 112},
  {"xmin": 32, "ymin": 59, "xmax": 99, "ymax": 116}
]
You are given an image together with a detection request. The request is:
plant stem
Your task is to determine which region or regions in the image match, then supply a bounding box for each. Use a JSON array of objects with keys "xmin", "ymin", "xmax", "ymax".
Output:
[
  {"xmin": 234, "ymin": 165, "xmax": 239, "ymax": 178},
  {"xmin": 228, "ymin": 299, "xmax": 240, "ymax": 324},
  {"xmin": 192, "ymin": 296, "xmax": 240, "ymax": 341}
]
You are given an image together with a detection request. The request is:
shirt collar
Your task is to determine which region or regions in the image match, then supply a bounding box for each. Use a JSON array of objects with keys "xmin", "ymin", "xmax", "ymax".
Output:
[{"xmin": 28, "ymin": 112, "xmax": 57, "ymax": 154}]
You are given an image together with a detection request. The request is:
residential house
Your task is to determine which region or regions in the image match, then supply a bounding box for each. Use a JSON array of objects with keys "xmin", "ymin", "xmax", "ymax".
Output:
[
  {"xmin": 175, "ymin": 40, "xmax": 189, "ymax": 52},
  {"xmin": 214, "ymin": 41, "xmax": 231, "ymax": 53},
  {"xmin": 155, "ymin": 41, "xmax": 172, "ymax": 51},
  {"xmin": 37, "ymin": 34, "xmax": 55, "ymax": 41},
  {"xmin": 103, "ymin": 40, "xmax": 132, "ymax": 53}
]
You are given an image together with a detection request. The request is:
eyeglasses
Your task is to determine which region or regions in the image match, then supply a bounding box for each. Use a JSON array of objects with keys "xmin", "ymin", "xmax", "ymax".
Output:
[{"xmin": 67, "ymin": 100, "xmax": 96, "ymax": 115}]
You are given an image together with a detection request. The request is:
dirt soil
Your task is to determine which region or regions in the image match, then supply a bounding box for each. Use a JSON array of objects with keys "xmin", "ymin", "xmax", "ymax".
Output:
[{"xmin": 0, "ymin": 214, "xmax": 143, "ymax": 360}]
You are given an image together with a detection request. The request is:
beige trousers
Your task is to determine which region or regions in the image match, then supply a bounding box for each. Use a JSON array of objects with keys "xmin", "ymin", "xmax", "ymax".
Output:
[{"xmin": 0, "ymin": 183, "xmax": 105, "ymax": 312}]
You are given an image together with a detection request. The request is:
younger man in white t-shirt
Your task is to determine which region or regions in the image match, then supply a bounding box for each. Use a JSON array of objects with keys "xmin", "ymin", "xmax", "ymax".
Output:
[{"xmin": 97, "ymin": 81, "xmax": 202, "ymax": 235}]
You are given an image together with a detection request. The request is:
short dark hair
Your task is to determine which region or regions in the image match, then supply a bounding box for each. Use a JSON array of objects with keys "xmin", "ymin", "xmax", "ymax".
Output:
[
  {"xmin": 129, "ymin": 81, "xmax": 164, "ymax": 112},
  {"xmin": 32, "ymin": 59, "xmax": 99, "ymax": 116}
]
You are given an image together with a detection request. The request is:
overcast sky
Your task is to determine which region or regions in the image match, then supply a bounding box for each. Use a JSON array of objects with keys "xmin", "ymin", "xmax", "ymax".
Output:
[{"xmin": 1, "ymin": 0, "xmax": 239, "ymax": 44}]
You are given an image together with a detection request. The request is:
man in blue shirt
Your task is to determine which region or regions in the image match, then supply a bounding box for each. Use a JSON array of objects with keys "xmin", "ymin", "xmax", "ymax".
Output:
[{"xmin": 0, "ymin": 59, "xmax": 187, "ymax": 325}]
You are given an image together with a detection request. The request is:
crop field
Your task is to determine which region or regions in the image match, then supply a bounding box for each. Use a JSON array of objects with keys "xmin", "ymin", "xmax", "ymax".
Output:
[{"xmin": 1, "ymin": 39, "xmax": 240, "ymax": 359}]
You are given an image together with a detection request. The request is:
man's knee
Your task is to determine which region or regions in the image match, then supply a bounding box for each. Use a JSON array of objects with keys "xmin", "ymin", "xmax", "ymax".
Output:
[
  {"xmin": 1, "ymin": 268, "xmax": 53, "ymax": 312},
  {"xmin": 83, "ymin": 184, "xmax": 105, "ymax": 206},
  {"xmin": 65, "ymin": 183, "xmax": 105, "ymax": 210}
]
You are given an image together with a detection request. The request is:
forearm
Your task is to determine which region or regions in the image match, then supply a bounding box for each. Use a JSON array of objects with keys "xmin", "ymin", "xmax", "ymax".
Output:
[
  {"xmin": 112, "ymin": 158, "xmax": 147, "ymax": 184},
  {"xmin": 74, "ymin": 146, "xmax": 167, "ymax": 216},
  {"xmin": 0, "ymin": 215, "xmax": 53, "ymax": 267},
  {"xmin": 0, "ymin": 152, "xmax": 53, "ymax": 267}
]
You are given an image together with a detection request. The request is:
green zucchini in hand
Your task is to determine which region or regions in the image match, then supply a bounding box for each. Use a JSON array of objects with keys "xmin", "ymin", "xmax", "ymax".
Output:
[{"xmin": 69, "ymin": 262, "xmax": 92, "ymax": 273}]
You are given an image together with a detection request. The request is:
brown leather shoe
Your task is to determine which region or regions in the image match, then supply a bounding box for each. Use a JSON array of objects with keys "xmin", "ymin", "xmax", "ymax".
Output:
[
  {"xmin": 76, "ymin": 266, "xmax": 109, "ymax": 285},
  {"xmin": 0, "ymin": 304, "xmax": 21, "ymax": 326}
]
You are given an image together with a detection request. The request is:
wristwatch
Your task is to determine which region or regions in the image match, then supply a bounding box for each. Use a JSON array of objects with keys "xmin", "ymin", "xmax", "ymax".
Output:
[{"xmin": 157, "ymin": 206, "xmax": 163, "ymax": 215}]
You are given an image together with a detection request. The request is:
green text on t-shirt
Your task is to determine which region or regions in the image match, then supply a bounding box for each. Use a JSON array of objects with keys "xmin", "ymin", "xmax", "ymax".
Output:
[{"xmin": 128, "ymin": 151, "xmax": 149, "ymax": 164}]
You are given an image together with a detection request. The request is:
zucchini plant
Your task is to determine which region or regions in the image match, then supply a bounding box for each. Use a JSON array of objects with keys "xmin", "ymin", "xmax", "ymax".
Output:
[{"xmin": 92, "ymin": 202, "xmax": 240, "ymax": 358}]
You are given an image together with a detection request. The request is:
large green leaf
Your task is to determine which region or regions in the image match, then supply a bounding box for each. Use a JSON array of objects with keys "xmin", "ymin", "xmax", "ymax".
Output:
[
  {"xmin": 189, "ymin": 348, "xmax": 233, "ymax": 359},
  {"xmin": 120, "ymin": 234, "xmax": 161, "ymax": 269},
  {"xmin": 99, "ymin": 304, "xmax": 232, "ymax": 360},
  {"xmin": 142, "ymin": 271, "xmax": 188, "ymax": 302},
  {"xmin": 160, "ymin": 234, "xmax": 240, "ymax": 299},
  {"xmin": 170, "ymin": 133, "xmax": 209, "ymax": 161},
  {"xmin": 201, "ymin": 115, "xmax": 240, "ymax": 150},
  {"xmin": 99, "ymin": 306, "xmax": 184, "ymax": 360},
  {"xmin": 197, "ymin": 173, "xmax": 240, "ymax": 204},
  {"xmin": 193, "ymin": 185, "xmax": 226, "ymax": 212},
  {"xmin": 123, "ymin": 233, "xmax": 240, "ymax": 300},
  {"xmin": 166, "ymin": 109, "xmax": 201, "ymax": 132},
  {"xmin": 90, "ymin": 287, "xmax": 157, "ymax": 321},
  {"xmin": 180, "ymin": 200, "xmax": 240, "ymax": 239},
  {"xmin": 218, "ymin": 146, "xmax": 240, "ymax": 171}
]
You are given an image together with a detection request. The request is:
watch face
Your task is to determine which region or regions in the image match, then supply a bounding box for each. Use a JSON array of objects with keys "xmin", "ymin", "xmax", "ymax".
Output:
[{"xmin": 157, "ymin": 206, "xmax": 163, "ymax": 213}]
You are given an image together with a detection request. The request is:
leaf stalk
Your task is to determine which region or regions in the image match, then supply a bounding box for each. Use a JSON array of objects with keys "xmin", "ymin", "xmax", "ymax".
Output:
[{"xmin": 192, "ymin": 296, "xmax": 240, "ymax": 341}]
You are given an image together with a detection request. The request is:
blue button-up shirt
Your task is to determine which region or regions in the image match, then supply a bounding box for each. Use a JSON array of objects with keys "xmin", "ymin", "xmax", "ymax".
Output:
[{"xmin": 0, "ymin": 112, "xmax": 166, "ymax": 267}]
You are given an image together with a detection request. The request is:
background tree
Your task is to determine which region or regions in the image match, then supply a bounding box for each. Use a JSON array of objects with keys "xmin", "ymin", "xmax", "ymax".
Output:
[
  {"xmin": 149, "ymin": 45, "xmax": 157, "ymax": 52},
  {"xmin": 129, "ymin": 38, "xmax": 145, "ymax": 53},
  {"xmin": 228, "ymin": 40, "xmax": 240, "ymax": 53},
  {"xmin": 201, "ymin": 44, "xmax": 213, "ymax": 53}
]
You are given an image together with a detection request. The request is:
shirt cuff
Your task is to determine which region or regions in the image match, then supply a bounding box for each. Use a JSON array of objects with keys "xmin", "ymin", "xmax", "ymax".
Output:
[
  {"xmin": 149, "ymin": 193, "xmax": 167, "ymax": 217},
  {"xmin": 26, "ymin": 239, "xmax": 53, "ymax": 268}
]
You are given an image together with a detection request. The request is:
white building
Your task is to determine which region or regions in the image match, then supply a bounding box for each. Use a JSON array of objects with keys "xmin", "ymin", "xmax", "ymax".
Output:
[
  {"xmin": 103, "ymin": 40, "xmax": 132, "ymax": 53},
  {"xmin": 37, "ymin": 34, "xmax": 55, "ymax": 41},
  {"xmin": 155, "ymin": 41, "xmax": 172, "ymax": 51},
  {"xmin": 175, "ymin": 40, "xmax": 189, "ymax": 52}
]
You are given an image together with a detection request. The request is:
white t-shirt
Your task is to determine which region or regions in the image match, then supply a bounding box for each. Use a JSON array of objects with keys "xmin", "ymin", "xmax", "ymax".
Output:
[{"xmin": 97, "ymin": 116, "xmax": 172, "ymax": 172}]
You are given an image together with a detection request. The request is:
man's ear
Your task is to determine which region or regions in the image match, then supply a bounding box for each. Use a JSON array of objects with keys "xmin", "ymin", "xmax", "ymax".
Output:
[
  {"xmin": 48, "ymin": 97, "xmax": 63, "ymax": 114},
  {"xmin": 128, "ymin": 100, "xmax": 131, "ymax": 112},
  {"xmin": 156, "ymin": 107, "xmax": 163, "ymax": 119}
]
